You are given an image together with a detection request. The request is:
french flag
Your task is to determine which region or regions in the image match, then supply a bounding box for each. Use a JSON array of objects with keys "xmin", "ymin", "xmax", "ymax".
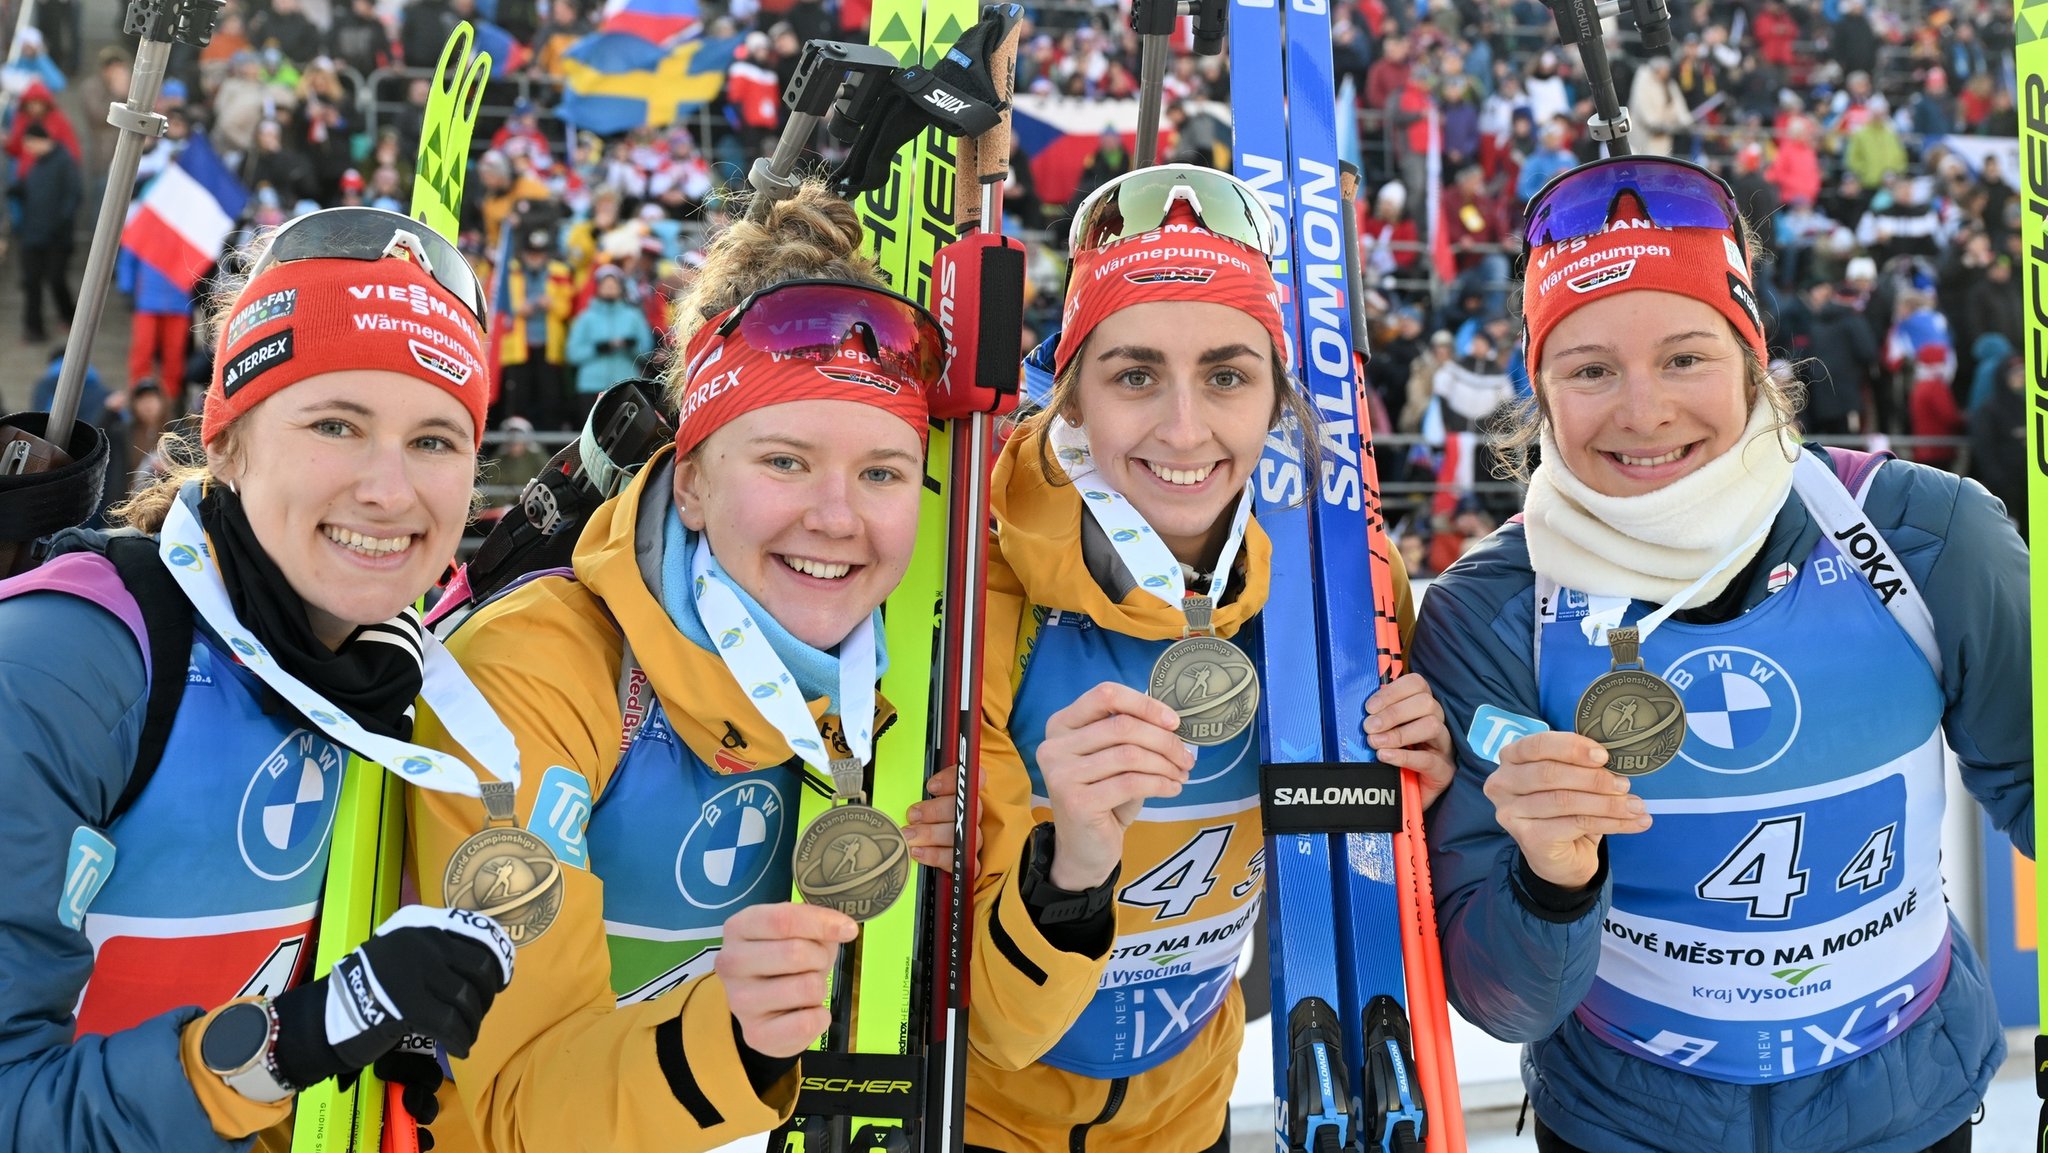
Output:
[{"xmin": 121, "ymin": 134, "xmax": 248, "ymax": 293}]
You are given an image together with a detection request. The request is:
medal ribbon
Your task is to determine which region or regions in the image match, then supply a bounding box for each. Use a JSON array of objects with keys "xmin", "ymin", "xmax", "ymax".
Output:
[
  {"xmin": 689, "ymin": 541, "xmax": 876, "ymax": 799},
  {"xmin": 1579, "ymin": 518, "xmax": 1771, "ymax": 649},
  {"xmin": 158, "ymin": 492, "xmax": 517, "ymax": 796},
  {"xmin": 1047, "ymin": 418, "xmax": 1252, "ymax": 633}
]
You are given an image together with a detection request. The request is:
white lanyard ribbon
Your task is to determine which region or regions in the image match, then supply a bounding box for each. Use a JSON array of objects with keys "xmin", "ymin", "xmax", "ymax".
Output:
[
  {"xmin": 1047, "ymin": 418, "xmax": 1251, "ymax": 627},
  {"xmin": 689, "ymin": 541, "xmax": 875, "ymax": 789},
  {"xmin": 1580, "ymin": 518, "xmax": 1771, "ymax": 649},
  {"xmin": 157, "ymin": 492, "xmax": 518, "ymax": 796}
]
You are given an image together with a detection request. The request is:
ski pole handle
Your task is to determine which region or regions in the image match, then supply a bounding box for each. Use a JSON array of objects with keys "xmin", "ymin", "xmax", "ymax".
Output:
[
  {"xmin": 1544, "ymin": 0, "xmax": 1632, "ymax": 153},
  {"xmin": 952, "ymin": 4, "xmax": 1023, "ymax": 230},
  {"xmin": 1130, "ymin": 0, "xmax": 1177, "ymax": 168},
  {"xmin": 748, "ymin": 40, "xmax": 901, "ymax": 222}
]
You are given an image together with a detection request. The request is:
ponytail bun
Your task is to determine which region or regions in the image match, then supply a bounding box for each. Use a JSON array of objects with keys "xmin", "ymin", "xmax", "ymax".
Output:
[{"xmin": 663, "ymin": 180, "xmax": 890, "ymax": 412}]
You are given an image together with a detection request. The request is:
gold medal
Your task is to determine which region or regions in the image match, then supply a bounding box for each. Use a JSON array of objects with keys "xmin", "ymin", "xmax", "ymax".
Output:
[
  {"xmin": 792, "ymin": 803, "xmax": 909, "ymax": 922},
  {"xmin": 444, "ymin": 781, "xmax": 565, "ymax": 946},
  {"xmin": 1573, "ymin": 626, "xmax": 1685, "ymax": 776}
]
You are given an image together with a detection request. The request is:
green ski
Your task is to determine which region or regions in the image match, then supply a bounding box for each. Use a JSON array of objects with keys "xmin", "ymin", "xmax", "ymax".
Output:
[{"xmin": 292, "ymin": 29, "xmax": 489, "ymax": 1151}]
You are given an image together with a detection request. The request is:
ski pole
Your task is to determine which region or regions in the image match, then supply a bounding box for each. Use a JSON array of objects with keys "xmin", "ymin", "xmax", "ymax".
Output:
[
  {"xmin": 47, "ymin": 0, "xmax": 221, "ymax": 443},
  {"xmin": 1542, "ymin": 0, "xmax": 1632, "ymax": 155},
  {"xmin": 923, "ymin": 7, "xmax": 1024, "ymax": 1146},
  {"xmin": 746, "ymin": 38, "xmax": 904, "ymax": 223},
  {"xmin": 0, "ymin": 0, "xmax": 219, "ymax": 577},
  {"xmin": 1129, "ymin": 0, "xmax": 1226, "ymax": 168},
  {"xmin": 1335, "ymin": 160, "xmax": 1466, "ymax": 1153}
]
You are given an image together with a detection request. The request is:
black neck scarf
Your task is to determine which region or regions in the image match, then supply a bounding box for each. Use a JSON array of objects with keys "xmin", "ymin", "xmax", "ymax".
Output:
[{"xmin": 199, "ymin": 485, "xmax": 425, "ymax": 741}]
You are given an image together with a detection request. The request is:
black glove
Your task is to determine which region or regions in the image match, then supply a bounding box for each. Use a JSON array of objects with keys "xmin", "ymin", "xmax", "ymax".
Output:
[
  {"xmin": 375, "ymin": 1036, "xmax": 445, "ymax": 1153},
  {"xmin": 273, "ymin": 906, "xmax": 515, "ymax": 1089},
  {"xmin": 829, "ymin": 4, "xmax": 1016, "ymax": 196}
]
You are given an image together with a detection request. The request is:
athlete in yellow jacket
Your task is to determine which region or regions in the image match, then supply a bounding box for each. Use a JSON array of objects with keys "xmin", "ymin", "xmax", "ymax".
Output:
[
  {"xmin": 411, "ymin": 183, "xmax": 961, "ymax": 1153},
  {"xmin": 916, "ymin": 167, "xmax": 1456, "ymax": 1149}
]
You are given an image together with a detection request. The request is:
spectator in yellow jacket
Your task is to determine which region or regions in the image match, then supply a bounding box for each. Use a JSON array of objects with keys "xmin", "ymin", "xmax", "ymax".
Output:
[{"xmin": 497, "ymin": 225, "xmax": 575, "ymax": 429}]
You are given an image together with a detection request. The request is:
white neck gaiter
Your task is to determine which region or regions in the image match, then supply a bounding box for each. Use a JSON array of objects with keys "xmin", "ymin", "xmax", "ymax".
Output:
[{"xmin": 1522, "ymin": 395, "xmax": 1799, "ymax": 609}]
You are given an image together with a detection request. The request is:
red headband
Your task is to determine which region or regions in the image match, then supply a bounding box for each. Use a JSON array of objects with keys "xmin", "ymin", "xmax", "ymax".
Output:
[
  {"xmin": 1522, "ymin": 220, "xmax": 1767, "ymax": 375},
  {"xmin": 672, "ymin": 315, "xmax": 932, "ymax": 459},
  {"xmin": 204, "ymin": 256, "xmax": 490, "ymax": 446},
  {"xmin": 1056, "ymin": 218, "xmax": 1290, "ymax": 379}
]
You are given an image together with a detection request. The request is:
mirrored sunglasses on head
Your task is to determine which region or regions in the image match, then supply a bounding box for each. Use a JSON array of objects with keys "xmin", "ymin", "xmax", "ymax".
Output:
[
  {"xmin": 1067, "ymin": 163, "xmax": 1283, "ymax": 258},
  {"xmin": 714, "ymin": 278, "xmax": 949, "ymax": 388},
  {"xmin": 250, "ymin": 206, "xmax": 490, "ymax": 330},
  {"xmin": 1514, "ymin": 155, "xmax": 1745, "ymax": 280}
]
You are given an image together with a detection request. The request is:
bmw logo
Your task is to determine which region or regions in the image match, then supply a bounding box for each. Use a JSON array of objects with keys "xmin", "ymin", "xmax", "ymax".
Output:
[
  {"xmin": 1661, "ymin": 646, "xmax": 1802, "ymax": 773},
  {"xmin": 676, "ymin": 778, "xmax": 794, "ymax": 910},
  {"xmin": 238, "ymin": 730, "xmax": 346, "ymax": 881}
]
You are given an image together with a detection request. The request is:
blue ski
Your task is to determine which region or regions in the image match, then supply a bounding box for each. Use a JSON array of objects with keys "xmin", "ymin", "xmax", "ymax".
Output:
[{"xmin": 1233, "ymin": 0, "xmax": 1443, "ymax": 1149}]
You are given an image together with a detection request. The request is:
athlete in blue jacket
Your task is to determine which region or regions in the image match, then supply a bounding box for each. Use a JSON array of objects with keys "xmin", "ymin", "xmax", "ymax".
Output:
[
  {"xmin": 1411, "ymin": 157, "xmax": 2032, "ymax": 1153},
  {"xmin": 0, "ymin": 207, "xmax": 517, "ymax": 1151}
]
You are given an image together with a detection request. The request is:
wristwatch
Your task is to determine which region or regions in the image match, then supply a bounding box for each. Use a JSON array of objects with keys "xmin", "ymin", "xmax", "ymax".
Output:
[
  {"xmin": 199, "ymin": 999, "xmax": 297, "ymax": 1104},
  {"xmin": 1018, "ymin": 822, "xmax": 1118, "ymax": 926}
]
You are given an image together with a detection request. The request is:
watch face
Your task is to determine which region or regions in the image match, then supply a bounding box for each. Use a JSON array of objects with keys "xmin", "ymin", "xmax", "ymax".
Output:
[{"xmin": 201, "ymin": 1002, "xmax": 269, "ymax": 1074}]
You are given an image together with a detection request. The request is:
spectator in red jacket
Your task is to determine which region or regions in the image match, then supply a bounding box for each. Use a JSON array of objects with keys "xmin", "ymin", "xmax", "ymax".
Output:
[
  {"xmin": 1753, "ymin": 0, "xmax": 1801, "ymax": 69},
  {"xmin": 1768, "ymin": 113, "xmax": 1823, "ymax": 208},
  {"xmin": 1908, "ymin": 346, "xmax": 1965, "ymax": 469},
  {"xmin": 1365, "ymin": 31, "xmax": 1412, "ymax": 111},
  {"xmin": 4, "ymin": 82, "xmax": 80, "ymax": 177}
]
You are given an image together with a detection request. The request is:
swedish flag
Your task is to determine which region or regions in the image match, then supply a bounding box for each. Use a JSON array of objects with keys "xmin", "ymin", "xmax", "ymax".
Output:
[{"xmin": 558, "ymin": 32, "xmax": 740, "ymax": 136}]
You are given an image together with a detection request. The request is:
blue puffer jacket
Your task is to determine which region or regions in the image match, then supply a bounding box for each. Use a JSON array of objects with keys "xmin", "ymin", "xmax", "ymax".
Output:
[
  {"xmin": 1411, "ymin": 446, "xmax": 2033, "ymax": 1153},
  {"xmin": 0, "ymin": 589, "xmax": 248, "ymax": 1151}
]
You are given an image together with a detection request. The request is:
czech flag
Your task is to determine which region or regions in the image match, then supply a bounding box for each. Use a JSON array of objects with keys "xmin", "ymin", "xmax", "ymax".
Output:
[
  {"xmin": 557, "ymin": 32, "xmax": 739, "ymax": 137},
  {"xmin": 597, "ymin": 0, "xmax": 699, "ymax": 42},
  {"xmin": 120, "ymin": 134, "xmax": 248, "ymax": 293},
  {"xmin": 1011, "ymin": 93, "xmax": 1146, "ymax": 209}
]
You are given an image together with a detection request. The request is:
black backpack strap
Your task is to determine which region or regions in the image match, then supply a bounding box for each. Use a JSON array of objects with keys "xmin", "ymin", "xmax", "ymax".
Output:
[{"xmin": 98, "ymin": 536, "xmax": 194, "ymax": 823}]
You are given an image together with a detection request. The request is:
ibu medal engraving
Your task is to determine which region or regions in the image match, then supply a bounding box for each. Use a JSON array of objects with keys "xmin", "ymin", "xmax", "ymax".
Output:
[
  {"xmin": 1150, "ymin": 636, "xmax": 1260, "ymax": 746},
  {"xmin": 445, "ymin": 782, "xmax": 564, "ymax": 945},
  {"xmin": 1148, "ymin": 593, "xmax": 1258, "ymax": 746},
  {"xmin": 1574, "ymin": 626, "xmax": 1685, "ymax": 776},
  {"xmin": 793, "ymin": 804, "xmax": 909, "ymax": 922}
]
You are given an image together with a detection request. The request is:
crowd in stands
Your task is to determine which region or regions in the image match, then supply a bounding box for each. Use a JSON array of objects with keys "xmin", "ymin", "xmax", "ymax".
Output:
[{"xmin": 0, "ymin": 0, "xmax": 2027, "ymax": 563}]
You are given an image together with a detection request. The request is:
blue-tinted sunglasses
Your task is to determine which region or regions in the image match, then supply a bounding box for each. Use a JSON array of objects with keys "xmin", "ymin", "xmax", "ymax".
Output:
[{"xmin": 1515, "ymin": 156, "xmax": 1745, "ymax": 280}]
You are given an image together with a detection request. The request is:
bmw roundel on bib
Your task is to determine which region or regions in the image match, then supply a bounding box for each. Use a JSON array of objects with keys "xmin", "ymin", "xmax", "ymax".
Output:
[
  {"xmin": 676, "ymin": 778, "xmax": 793, "ymax": 910},
  {"xmin": 1661, "ymin": 646, "xmax": 1802, "ymax": 773},
  {"xmin": 237, "ymin": 730, "xmax": 346, "ymax": 881}
]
